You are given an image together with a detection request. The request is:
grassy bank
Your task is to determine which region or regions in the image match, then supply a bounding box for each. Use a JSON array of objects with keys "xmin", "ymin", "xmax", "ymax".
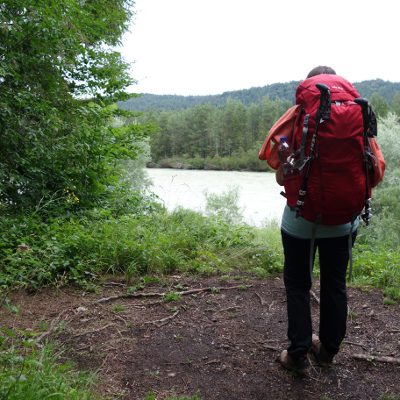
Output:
[{"xmin": 0, "ymin": 208, "xmax": 282, "ymax": 292}]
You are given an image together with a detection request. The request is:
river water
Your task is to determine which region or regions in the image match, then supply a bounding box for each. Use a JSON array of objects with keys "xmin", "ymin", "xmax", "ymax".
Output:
[{"xmin": 146, "ymin": 168, "xmax": 285, "ymax": 227}]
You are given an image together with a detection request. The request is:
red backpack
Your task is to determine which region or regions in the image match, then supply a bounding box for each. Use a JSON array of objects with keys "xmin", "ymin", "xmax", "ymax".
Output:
[{"xmin": 260, "ymin": 74, "xmax": 385, "ymax": 225}]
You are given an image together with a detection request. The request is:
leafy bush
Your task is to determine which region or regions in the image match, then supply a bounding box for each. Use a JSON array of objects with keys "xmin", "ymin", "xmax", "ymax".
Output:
[
  {"xmin": 0, "ymin": 1, "xmax": 147, "ymax": 213},
  {"xmin": 353, "ymin": 244, "xmax": 400, "ymax": 300},
  {"xmin": 0, "ymin": 204, "xmax": 280, "ymax": 290},
  {"xmin": 353, "ymin": 113, "xmax": 400, "ymax": 299},
  {"xmin": 204, "ymin": 186, "xmax": 243, "ymax": 224}
]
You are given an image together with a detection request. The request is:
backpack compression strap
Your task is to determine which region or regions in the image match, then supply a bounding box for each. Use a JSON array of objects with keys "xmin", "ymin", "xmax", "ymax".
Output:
[
  {"xmin": 295, "ymin": 84, "xmax": 331, "ymax": 218},
  {"xmin": 354, "ymin": 98, "xmax": 373, "ymax": 226}
]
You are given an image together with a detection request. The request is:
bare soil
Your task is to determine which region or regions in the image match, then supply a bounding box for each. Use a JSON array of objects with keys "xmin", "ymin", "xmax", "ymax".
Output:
[{"xmin": 2, "ymin": 274, "xmax": 400, "ymax": 400}]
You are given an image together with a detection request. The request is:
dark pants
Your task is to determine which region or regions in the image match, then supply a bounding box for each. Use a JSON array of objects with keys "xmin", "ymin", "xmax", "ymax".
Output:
[{"xmin": 281, "ymin": 230, "xmax": 357, "ymax": 360}]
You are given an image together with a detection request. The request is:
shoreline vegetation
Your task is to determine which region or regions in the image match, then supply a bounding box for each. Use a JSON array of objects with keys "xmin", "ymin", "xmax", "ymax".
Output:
[{"xmin": 146, "ymin": 155, "xmax": 271, "ymax": 172}]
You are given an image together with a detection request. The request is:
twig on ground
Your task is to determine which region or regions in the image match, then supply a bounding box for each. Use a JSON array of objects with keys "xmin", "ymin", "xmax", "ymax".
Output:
[
  {"xmin": 73, "ymin": 323, "xmax": 116, "ymax": 338},
  {"xmin": 144, "ymin": 310, "xmax": 180, "ymax": 327},
  {"xmin": 102, "ymin": 281, "xmax": 126, "ymax": 287},
  {"xmin": 95, "ymin": 284, "xmax": 252, "ymax": 304},
  {"xmin": 96, "ymin": 303, "xmax": 129, "ymax": 326},
  {"xmin": 260, "ymin": 343, "xmax": 281, "ymax": 351},
  {"xmin": 215, "ymin": 306, "xmax": 241, "ymax": 314},
  {"xmin": 205, "ymin": 359, "xmax": 221, "ymax": 365},
  {"xmin": 343, "ymin": 340, "xmax": 369, "ymax": 350},
  {"xmin": 255, "ymin": 292, "xmax": 266, "ymax": 306},
  {"xmin": 268, "ymin": 300, "xmax": 276, "ymax": 311},
  {"xmin": 352, "ymin": 353, "xmax": 400, "ymax": 364},
  {"xmin": 35, "ymin": 309, "xmax": 71, "ymax": 343},
  {"xmin": 310, "ymin": 290, "xmax": 320, "ymax": 305}
]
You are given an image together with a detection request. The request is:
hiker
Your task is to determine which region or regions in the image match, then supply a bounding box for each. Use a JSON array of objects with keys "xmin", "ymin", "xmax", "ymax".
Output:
[{"xmin": 261, "ymin": 65, "xmax": 384, "ymax": 375}]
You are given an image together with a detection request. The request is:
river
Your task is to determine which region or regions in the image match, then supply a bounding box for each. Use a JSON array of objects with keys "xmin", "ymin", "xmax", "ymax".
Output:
[{"xmin": 146, "ymin": 168, "xmax": 285, "ymax": 227}]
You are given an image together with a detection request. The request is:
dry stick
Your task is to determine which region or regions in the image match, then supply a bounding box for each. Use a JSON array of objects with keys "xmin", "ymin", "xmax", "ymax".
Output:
[
  {"xmin": 352, "ymin": 353, "xmax": 400, "ymax": 365},
  {"xmin": 261, "ymin": 343, "xmax": 281, "ymax": 351},
  {"xmin": 255, "ymin": 292, "xmax": 266, "ymax": 306},
  {"xmin": 215, "ymin": 306, "xmax": 241, "ymax": 314},
  {"xmin": 144, "ymin": 310, "xmax": 180, "ymax": 326},
  {"xmin": 95, "ymin": 284, "xmax": 252, "ymax": 304},
  {"xmin": 102, "ymin": 281, "xmax": 126, "ymax": 287},
  {"xmin": 73, "ymin": 323, "xmax": 116, "ymax": 339},
  {"xmin": 96, "ymin": 303, "xmax": 129, "ymax": 327},
  {"xmin": 35, "ymin": 309, "xmax": 71, "ymax": 343},
  {"xmin": 268, "ymin": 300, "xmax": 276, "ymax": 311},
  {"xmin": 310, "ymin": 290, "xmax": 320, "ymax": 305},
  {"xmin": 343, "ymin": 340, "xmax": 369, "ymax": 350}
]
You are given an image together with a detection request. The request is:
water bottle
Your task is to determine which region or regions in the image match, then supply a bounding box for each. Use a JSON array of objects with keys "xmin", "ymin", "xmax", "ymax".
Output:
[{"xmin": 278, "ymin": 137, "xmax": 292, "ymax": 175}]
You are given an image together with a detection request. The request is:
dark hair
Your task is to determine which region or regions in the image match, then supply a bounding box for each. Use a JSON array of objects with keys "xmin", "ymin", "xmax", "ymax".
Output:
[{"xmin": 307, "ymin": 66, "xmax": 336, "ymax": 78}]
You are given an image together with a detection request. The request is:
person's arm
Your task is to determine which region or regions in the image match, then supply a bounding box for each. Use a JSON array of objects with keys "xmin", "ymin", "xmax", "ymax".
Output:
[{"xmin": 275, "ymin": 166, "xmax": 284, "ymax": 186}]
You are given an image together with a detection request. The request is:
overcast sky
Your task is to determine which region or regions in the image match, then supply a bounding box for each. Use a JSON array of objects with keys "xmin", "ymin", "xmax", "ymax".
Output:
[{"xmin": 119, "ymin": 0, "xmax": 400, "ymax": 96}]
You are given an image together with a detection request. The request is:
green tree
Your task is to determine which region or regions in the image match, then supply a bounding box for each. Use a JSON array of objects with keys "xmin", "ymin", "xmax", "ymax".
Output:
[
  {"xmin": 370, "ymin": 92, "xmax": 389, "ymax": 118},
  {"xmin": 391, "ymin": 92, "xmax": 400, "ymax": 117},
  {"xmin": 0, "ymin": 0, "xmax": 145, "ymax": 211}
]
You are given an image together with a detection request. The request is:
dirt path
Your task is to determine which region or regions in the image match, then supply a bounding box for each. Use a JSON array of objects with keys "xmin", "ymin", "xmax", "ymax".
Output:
[{"xmin": 2, "ymin": 275, "xmax": 400, "ymax": 399}]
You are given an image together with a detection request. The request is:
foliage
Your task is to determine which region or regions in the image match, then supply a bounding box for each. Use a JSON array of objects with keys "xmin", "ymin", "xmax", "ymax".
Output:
[
  {"xmin": 0, "ymin": 328, "xmax": 100, "ymax": 400},
  {"xmin": 154, "ymin": 146, "xmax": 270, "ymax": 172},
  {"xmin": 370, "ymin": 92, "xmax": 389, "ymax": 118},
  {"xmin": 120, "ymin": 79, "xmax": 400, "ymax": 112},
  {"xmin": 353, "ymin": 113, "xmax": 400, "ymax": 300},
  {"xmin": 204, "ymin": 187, "xmax": 243, "ymax": 224},
  {"xmin": 356, "ymin": 113, "xmax": 400, "ymax": 247},
  {"xmin": 0, "ymin": 0, "xmax": 151, "ymax": 212},
  {"xmin": 0, "ymin": 202, "xmax": 282, "ymax": 290},
  {"xmin": 353, "ymin": 243, "xmax": 400, "ymax": 300},
  {"xmin": 143, "ymin": 98, "xmax": 289, "ymax": 166}
]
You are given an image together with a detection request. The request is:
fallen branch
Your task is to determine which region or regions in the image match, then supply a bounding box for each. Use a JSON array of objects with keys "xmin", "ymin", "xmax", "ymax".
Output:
[
  {"xmin": 255, "ymin": 292, "xmax": 266, "ymax": 306},
  {"xmin": 95, "ymin": 284, "xmax": 252, "ymax": 304},
  {"xmin": 343, "ymin": 340, "xmax": 369, "ymax": 350},
  {"xmin": 144, "ymin": 310, "xmax": 180, "ymax": 326},
  {"xmin": 73, "ymin": 323, "xmax": 116, "ymax": 338},
  {"xmin": 352, "ymin": 353, "xmax": 400, "ymax": 365},
  {"xmin": 35, "ymin": 309, "xmax": 71, "ymax": 343},
  {"xmin": 310, "ymin": 290, "xmax": 320, "ymax": 305},
  {"xmin": 215, "ymin": 306, "xmax": 241, "ymax": 314},
  {"xmin": 261, "ymin": 344, "xmax": 281, "ymax": 351}
]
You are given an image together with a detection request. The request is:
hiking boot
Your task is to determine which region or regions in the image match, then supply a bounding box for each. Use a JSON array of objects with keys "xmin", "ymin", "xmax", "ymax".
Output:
[
  {"xmin": 278, "ymin": 350, "xmax": 309, "ymax": 376},
  {"xmin": 310, "ymin": 334, "xmax": 334, "ymax": 367}
]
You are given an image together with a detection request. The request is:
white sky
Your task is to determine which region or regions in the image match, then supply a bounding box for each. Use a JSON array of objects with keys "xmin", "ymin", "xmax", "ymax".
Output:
[{"xmin": 119, "ymin": 0, "xmax": 400, "ymax": 96}]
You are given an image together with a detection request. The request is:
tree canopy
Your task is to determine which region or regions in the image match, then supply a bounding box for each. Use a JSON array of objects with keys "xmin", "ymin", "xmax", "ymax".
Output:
[{"xmin": 0, "ymin": 1, "xmax": 148, "ymax": 212}]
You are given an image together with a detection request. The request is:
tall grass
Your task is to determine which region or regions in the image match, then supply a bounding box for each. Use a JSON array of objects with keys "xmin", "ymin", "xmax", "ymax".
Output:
[
  {"xmin": 0, "ymin": 205, "xmax": 281, "ymax": 290},
  {"xmin": 0, "ymin": 328, "xmax": 100, "ymax": 400}
]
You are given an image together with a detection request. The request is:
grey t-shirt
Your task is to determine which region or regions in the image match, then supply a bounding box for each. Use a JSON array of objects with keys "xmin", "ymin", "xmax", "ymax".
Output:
[{"xmin": 281, "ymin": 205, "xmax": 359, "ymax": 239}]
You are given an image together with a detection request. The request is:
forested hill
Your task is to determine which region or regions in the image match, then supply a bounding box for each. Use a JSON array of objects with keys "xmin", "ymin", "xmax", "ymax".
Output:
[{"xmin": 119, "ymin": 79, "xmax": 400, "ymax": 111}]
